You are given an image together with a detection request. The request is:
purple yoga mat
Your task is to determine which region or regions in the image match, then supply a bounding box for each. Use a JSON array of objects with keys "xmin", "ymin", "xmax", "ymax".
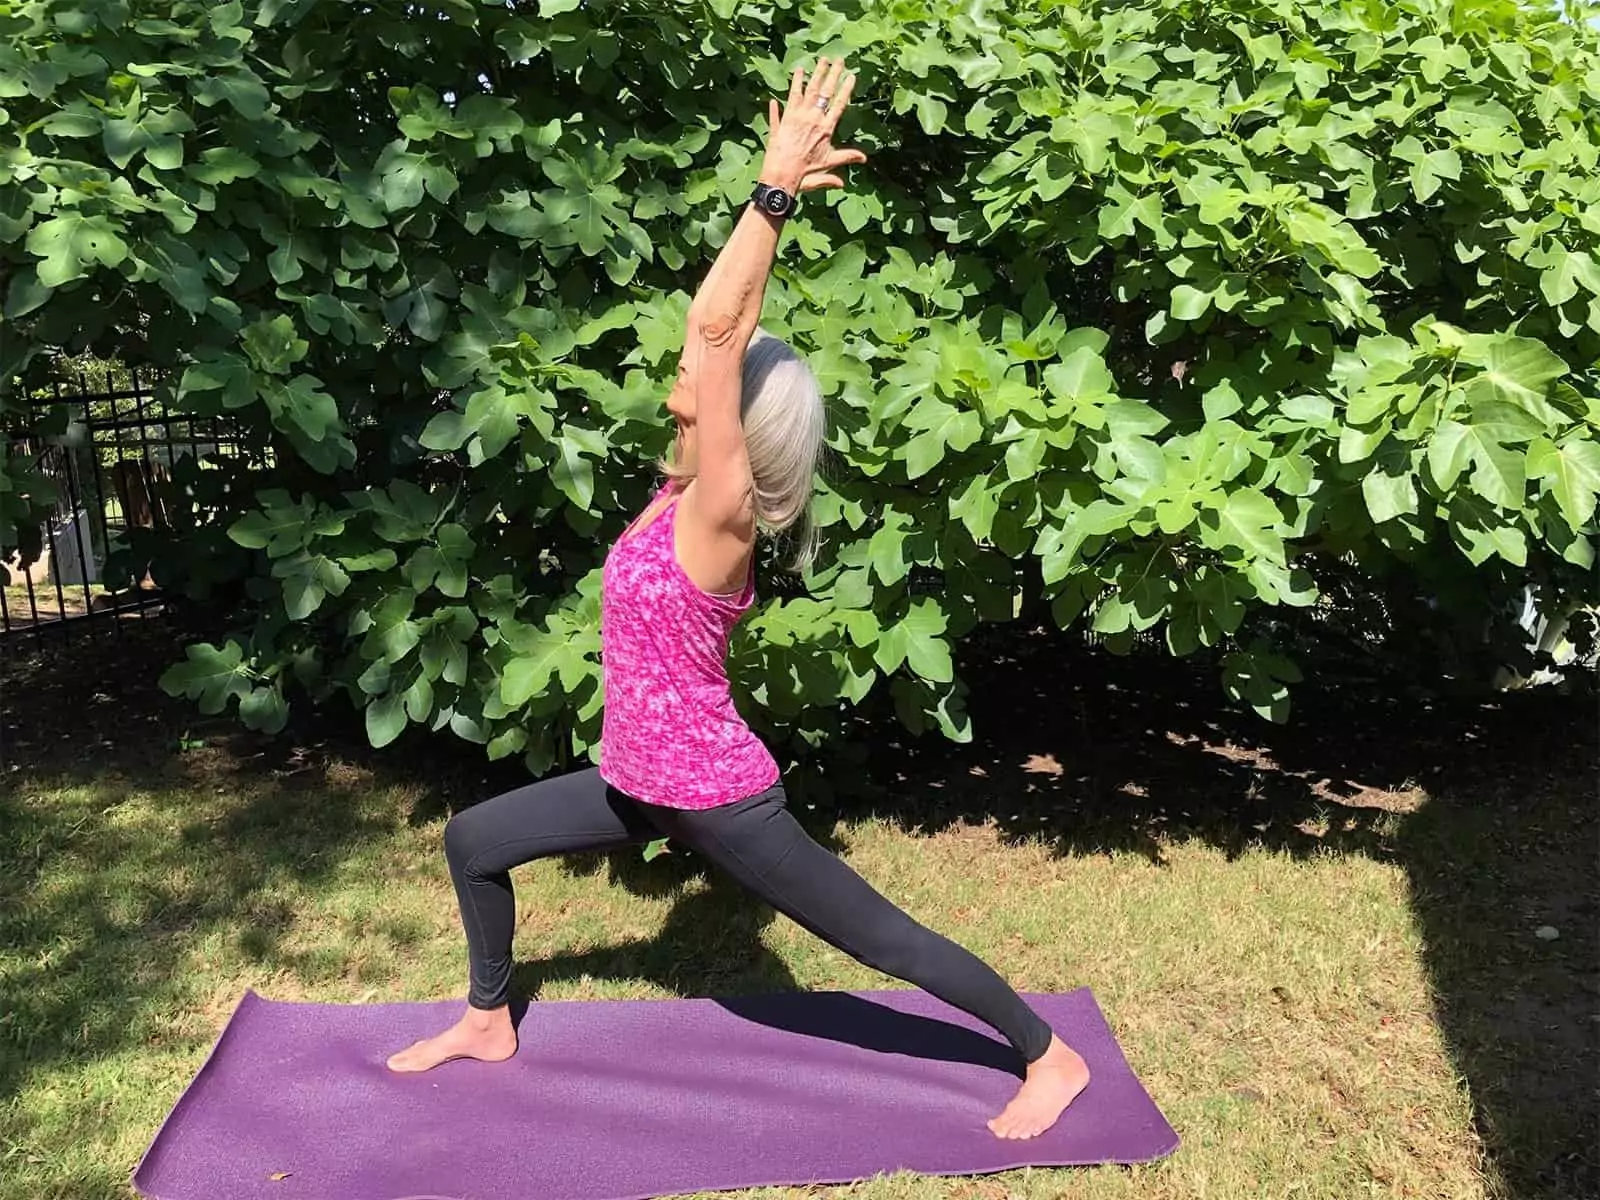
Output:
[{"xmin": 134, "ymin": 987, "xmax": 1177, "ymax": 1200}]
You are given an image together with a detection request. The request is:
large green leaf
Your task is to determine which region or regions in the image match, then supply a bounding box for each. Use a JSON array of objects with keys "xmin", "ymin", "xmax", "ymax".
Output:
[
  {"xmin": 874, "ymin": 598, "xmax": 953, "ymax": 681},
  {"xmin": 229, "ymin": 506, "xmax": 309, "ymax": 556},
  {"xmin": 102, "ymin": 103, "xmax": 192, "ymax": 169},
  {"xmin": 502, "ymin": 630, "xmax": 570, "ymax": 707},
  {"xmin": 1170, "ymin": 284, "xmax": 1212, "ymax": 320},
  {"xmin": 274, "ymin": 550, "xmax": 350, "ymax": 619},
  {"xmin": 25, "ymin": 213, "xmax": 129, "ymax": 286},
  {"xmin": 1464, "ymin": 337, "xmax": 1569, "ymax": 412},
  {"xmin": 263, "ymin": 375, "xmax": 341, "ymax": 441},
  {"xmin": 1362, "ymin": 469, "xmax": 1419, "ymax": 523},
  {"xmin": 1529, "ymin": 438, "xmax": 1600, "ymax": 530},
  {"xmin": 366, "ymin": 692, "xmax": 407, "ymax": 748},
  {"xmin": 1222, "ymin": 646, "xmax": 1303, "ymax": 723},
  {"xmin": 902, "ymin": 399, "xmax": 982, "ymax": 479},
  {"xmin": 239, "ymin": 685, "xmax": 289, "ymax": 734},
  {"xmin": 1455, "ymin": 410, "xmax": 1531, "ymax": 509},
  {"xmin": 1427, "ymin": 420, "xmax": 1473, "ymax": 492},
  {"xmin": 1043, "ymin": 346, "xmax": 1117, "ymax": 409},
  {"xmin": 1201, "ymin": 489, "xmax": 1286, "ymax": 563},
  {"xmin": 159, "ymin": 641, "xmax": 252, "ymax": 714},
  {"xmin": 949, "ymin": 474, "xmax": 1000, "ymax": 541},
  {"xmin": 192, "ymin": 70, "xmax": 272, "ymax": 119},
  {"xmin": 1540, "ymin": 248, "xmax": 1600, "ymax": 308},
  {"xmin": 241, "ymin": 314, "xmax": 308, "ymax": 374},
  {"xmin": 551, "ymin": 430, "xmax": 602, "ymax": 509},
  {"xmin": 361, "ymin": 589, "xmax": 422, "ymax": 663}
]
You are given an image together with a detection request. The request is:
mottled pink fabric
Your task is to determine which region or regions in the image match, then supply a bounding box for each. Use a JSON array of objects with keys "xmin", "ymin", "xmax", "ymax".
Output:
[{"xmin": 599, "ymin": 486, "xmax": 779, "ymax": 809}]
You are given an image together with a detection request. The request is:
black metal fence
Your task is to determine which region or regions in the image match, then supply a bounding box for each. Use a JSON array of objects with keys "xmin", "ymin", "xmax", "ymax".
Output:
[{"xmin": 2, "ymin": 368, "xmax": 248, "ymax": 638}]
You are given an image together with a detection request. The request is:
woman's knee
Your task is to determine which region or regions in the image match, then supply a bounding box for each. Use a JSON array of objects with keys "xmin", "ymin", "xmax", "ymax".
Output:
[{"xmin": 443, "ymin": 807, "xmax": 488, "ymax": 872}]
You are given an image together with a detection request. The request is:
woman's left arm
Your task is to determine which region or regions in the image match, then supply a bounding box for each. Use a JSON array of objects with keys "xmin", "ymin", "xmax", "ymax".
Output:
[{"xmin": 686, "ymin": 59, "xmax": 863, "ymax": 530}]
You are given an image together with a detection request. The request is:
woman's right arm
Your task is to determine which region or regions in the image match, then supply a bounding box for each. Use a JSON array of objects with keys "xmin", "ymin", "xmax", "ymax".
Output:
[
  {"xmin": 681, "ymin": 61, "xmax": 863, "ymax": 531},
  {"xmin": 685, "ymin": 59, "xmax": 862, "ymax": 338}
]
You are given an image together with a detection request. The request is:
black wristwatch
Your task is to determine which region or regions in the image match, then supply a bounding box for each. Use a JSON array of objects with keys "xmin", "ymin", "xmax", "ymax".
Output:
[{"xmin": 750, "ymin": 181, "xmax": 797, "ymax": 219}]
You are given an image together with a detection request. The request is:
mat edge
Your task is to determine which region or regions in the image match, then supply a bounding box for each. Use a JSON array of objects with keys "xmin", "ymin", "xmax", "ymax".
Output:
[
  {"xmin": 544, "ymin": 1136, "xmax": 1186, "ymax": 1200},
  {"xmin": 187, "ymin": 982, "xmax": 1098, "ymax": 1012},
  {"xmin": 130, "ymin": 988, "xmax": 263, "ymax": 1199}
]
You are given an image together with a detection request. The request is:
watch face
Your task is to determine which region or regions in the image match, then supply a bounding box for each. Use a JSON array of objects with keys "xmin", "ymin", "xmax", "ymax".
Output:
[{"xmin": 762, "ymin": 187, "xmax": 792, "ymax": 215}]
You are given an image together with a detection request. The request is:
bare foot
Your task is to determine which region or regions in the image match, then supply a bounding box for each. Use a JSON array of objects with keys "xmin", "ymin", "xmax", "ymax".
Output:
[
  {"xmin": 987, "ymin": 1035, "xmax": 1090, "ymax": 1139},
  {"xmin": 386, "ymin": 1004, "xmax": 518, "ymax": 1073}
]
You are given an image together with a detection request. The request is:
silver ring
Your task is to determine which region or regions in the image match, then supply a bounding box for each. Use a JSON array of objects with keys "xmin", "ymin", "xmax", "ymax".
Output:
[{"xmin": 816, "ymin": 95, "xmax": 831, "ymax": 112}]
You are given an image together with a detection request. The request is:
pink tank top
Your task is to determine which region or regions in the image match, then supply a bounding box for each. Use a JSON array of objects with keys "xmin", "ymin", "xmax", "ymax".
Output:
[{"xmin": 598, "ymin": 485, "xmax": 780, "ymax": 809}]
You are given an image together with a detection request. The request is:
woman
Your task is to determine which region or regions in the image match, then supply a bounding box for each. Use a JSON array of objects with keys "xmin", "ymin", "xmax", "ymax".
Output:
[{"xmin": 388, "ymin": 59, "xmax": 1091, "ymax": 1140}]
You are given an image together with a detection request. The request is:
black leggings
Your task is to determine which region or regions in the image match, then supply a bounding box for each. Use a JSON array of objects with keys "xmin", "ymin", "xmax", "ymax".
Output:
[{"xmin": 442, "ymin": 769, "xmax": 1056, "ymax": 1064}]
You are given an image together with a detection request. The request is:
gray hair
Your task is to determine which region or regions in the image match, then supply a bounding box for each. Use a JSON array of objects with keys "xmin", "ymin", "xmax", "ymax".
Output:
[{"xmin": 666, "ymin": 327, "xmax": 825, "ymax": 570}]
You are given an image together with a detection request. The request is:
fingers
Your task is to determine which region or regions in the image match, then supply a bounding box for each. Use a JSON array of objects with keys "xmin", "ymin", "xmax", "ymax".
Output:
[
  {"xmin": 778, "ymin": 57, "xmax": 860, "ymax": 158},
  {"xmin": 799, "ymin": 57, "xmax": 848, "ymax": 106},
  {"xmin": 818, "ymin": 57, "xmax": 846, "ymax": 103},
  {"xmin": 798, "ymin": 172, "xmax": 845, "ymax": 193},
  {"xmin": 797, "ymin": 149, "xmax": 863, "ymax": 192},
  {"xmin": 828, "ymin": 69, "xmax": 857, "ymax": 120},
  {"xmin": 768, "ymin": 97, "xmax": 781, "ymax": 134},
  {"xmin": 800, "ymin": 58, "xmax": 825, "ymax": 102}
]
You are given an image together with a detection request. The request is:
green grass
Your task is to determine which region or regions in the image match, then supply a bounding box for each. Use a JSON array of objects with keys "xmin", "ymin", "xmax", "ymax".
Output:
[
  {"xmin": 1, "ymin": 628, "xmax": 1593, "ymax": 1200},
  {"xmin": 0, "ymin": 758, "xmax": 1486, "ymax": 1199},
  {"xmin": 2, "ymin": 582, "xmax": 109, "ymax": 621}
]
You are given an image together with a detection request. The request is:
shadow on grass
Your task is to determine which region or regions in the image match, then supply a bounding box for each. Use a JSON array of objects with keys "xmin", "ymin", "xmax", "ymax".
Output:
[
  {"xmin": 0, "ymin": 772, "xmax": 392, "ymax": 1104},
  {"xmin": 0, "ymin": 623, "xmax": 511, "ymax": 1112},
  {"xmin": 1395, "ymin": 771, "xmax": 1597, "ymax": 1200},
  {"xmin": 824, "ymin": 628, "xmax": 1599, "ymax": 1200},
  {"xmin": 3, "ymin": 618, "xmax": 1595, "ymax": 1197}
]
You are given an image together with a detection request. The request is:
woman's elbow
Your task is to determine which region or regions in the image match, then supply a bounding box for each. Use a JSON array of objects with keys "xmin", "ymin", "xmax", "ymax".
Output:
[{"xmin": 689, "ymin": 311, "xmax": 751, "ymax": 353}]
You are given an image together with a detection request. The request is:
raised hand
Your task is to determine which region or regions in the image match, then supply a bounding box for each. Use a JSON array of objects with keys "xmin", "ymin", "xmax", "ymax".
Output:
[{"xmin": 761, "ymin": 58, "xmax": 867, "ymax": 194}]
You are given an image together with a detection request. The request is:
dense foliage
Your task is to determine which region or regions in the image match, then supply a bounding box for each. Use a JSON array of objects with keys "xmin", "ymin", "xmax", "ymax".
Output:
[{"xmin": 2, "ymin": 0, "xmax": 1597, "ymax": 775}]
